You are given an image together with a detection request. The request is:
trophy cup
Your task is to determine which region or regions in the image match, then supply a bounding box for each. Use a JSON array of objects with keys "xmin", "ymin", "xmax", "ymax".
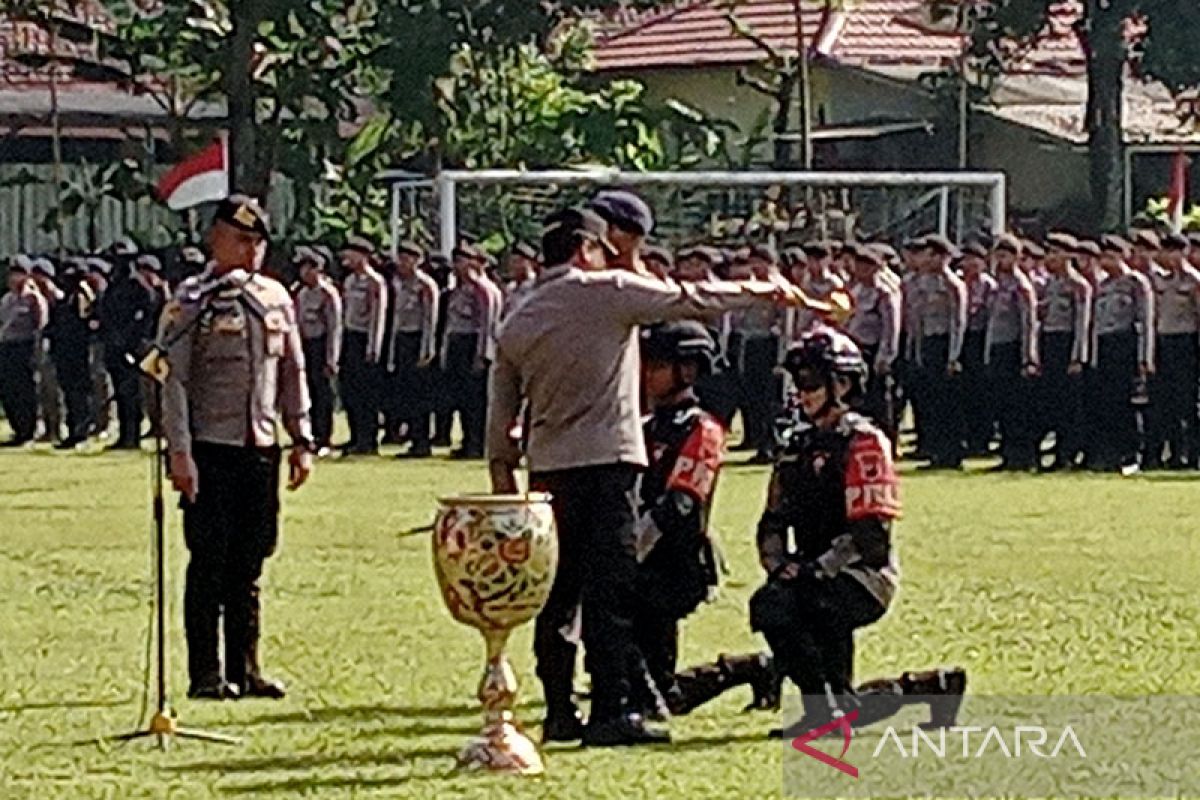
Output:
[{"xmin": 432, "ymin": 493, "xmax": 558, "ymax": 775}]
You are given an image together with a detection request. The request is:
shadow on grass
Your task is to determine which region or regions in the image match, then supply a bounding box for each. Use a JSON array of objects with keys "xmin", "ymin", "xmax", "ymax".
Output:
[
  {"xmin": 0, "ymin": 697, "xmax": 130, "ymax": 713},
  {"xmin": 248, "ymin": 701, "xmax": 538, "ymax": 725},
  {"xmin": 169, "ymin": 744, "xmax": 459, "ymax": 775},
  {"xmin": 218, "ymin": 771, "xmax": 439, "ymax": 795}
]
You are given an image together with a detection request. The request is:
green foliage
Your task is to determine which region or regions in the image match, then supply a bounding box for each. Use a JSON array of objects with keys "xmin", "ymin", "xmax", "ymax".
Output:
[{"xmin": 1144, "ymin": 196, "xmax": 1200, "ymax": 231}]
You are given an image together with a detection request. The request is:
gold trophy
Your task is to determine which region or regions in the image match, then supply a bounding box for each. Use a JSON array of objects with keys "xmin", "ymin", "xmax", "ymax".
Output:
[{"xmin": 432, "ymin": 493, "xmax": 558, "ymax": 775}]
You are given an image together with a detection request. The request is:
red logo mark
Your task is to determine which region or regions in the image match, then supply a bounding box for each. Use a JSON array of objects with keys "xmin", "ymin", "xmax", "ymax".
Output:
[{"xmin": 791, "ymin": 710, "xmax": 859, "ymax": 778}]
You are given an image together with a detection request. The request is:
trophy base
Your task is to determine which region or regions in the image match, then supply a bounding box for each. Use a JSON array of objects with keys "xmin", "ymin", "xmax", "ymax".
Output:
[{"xmin": 458, "ymin": 717, "xmax": 545, "ymax": 776}]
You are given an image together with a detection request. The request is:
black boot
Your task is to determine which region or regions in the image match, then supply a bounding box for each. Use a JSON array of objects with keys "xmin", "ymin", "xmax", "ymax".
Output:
[
  {"xmin": 902, "ymin": 667, "xmax": 967, "ymax": 729},
  {"xmin": 669, "ymin": 652, "xmax": 779, "ymax": 716}
]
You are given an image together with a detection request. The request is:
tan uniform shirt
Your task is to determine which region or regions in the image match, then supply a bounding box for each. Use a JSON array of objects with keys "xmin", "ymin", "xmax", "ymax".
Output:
[
  {"xmin": 295, "ymin": 277, "xmax": 343, "ymax": 372},
  {"xmin": 487, "ymin": 266, "xmax": 784, "ymax": 473},
  {"xmin": 387, "ymin": 270, "xmax": 440, "ymax": 370},
  {"xmin": 0, "ymin": 285, "xmax": 48, "ymax": 342},
  {"xmin": 160, "ymin": 270, "xmax": 312, "ymax": 455},
  {"xmin": 342, "ymin": 269, "xmax": 387, "ymax": 361}
]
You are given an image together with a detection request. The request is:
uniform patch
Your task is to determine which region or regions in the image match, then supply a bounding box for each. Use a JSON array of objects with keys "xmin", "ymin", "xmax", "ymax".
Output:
[
  {"xmin": 667, "ymin": 415, "xmax": 726, "ymax": 502},
  {"xmin": 844, "ymin": 429, "xmax": 900, "ymax": 520}
]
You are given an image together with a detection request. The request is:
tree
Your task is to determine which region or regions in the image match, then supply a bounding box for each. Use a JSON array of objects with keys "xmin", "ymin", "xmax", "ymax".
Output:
[{"xmin": 931, "ymin": 0, "xmax": 1200, "ymax": 232}]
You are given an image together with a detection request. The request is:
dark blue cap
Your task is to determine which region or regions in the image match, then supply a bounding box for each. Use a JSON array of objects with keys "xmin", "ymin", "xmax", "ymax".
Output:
[{"xmin": 590, "ymin": 190, "xmax": 655, "ymax": 236}]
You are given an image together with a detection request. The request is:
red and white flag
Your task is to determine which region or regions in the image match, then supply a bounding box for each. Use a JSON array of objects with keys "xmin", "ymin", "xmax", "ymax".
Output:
[
  {"xmin": 1166, "ymin": 148, "xmax": 1190, "ymax": 233},
  {"xmin": 156, "ymin": 138, "xmax": 228, "ymax": 211}
]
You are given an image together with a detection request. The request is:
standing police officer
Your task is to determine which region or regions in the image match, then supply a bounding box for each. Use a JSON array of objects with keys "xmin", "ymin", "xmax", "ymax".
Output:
[
  {"xmin": 0, "ymin": 257, "xmax": 48, "ymax": 446},
  {"xmin": 48, "ymin": 259, "xmax": 99, "ymax": 449},
  {"xmin": 487, "ymin": 207, "xmax": 821, "ymax": 747},
  {"xmin": 1037, "ymin": 233, "xmax": 1093, "ymax": 470},
  {"xmin": 339, "ymin": 237, "xmax": 387, "ymax": 455},
  {"xmin": 845, "ymin": 244, "xmax": 902, "ymax": 441},
  {"xmin": 904, "ymin": 235, "xmax": 968, "ymax": 469},
  {"xmin": 985, "ymin": 234, "xmax": 1040, "ymax": 470},
  {"xmin": 385, "ymin": 241, "xmax": 440, "ymax": 458},
  {"xmin": 102, "ymin": 250, "xmax": 168, "ymax": 449},
  {"xmin": 294, "ymin": 247, "xmax": 342, "ymax": 455},
  {"xmin": 441, "ymin": 243, "xmax": 501, "ymax": 459},
  {"xmin": 1089, "ymin": 235, "xmax": 1155, "ymax": 472},
  {"xmin": 1146, "ymin": 233, "xmax": 1200, "ymax": 468},
  {"xmin": 159, "ymin": 196, "xmax": 314, "ymax": 700}
]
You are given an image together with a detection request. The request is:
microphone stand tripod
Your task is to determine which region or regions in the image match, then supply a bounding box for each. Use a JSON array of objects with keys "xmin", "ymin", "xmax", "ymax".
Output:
[{"xmin": 108, "ymin": 377, "xmax": 240, "ymax": 750}]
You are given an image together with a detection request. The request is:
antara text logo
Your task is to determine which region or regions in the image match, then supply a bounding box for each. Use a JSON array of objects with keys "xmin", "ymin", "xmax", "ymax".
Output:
[{"xmin": 791, "ymin": 713, "xmax": 1087, "ymax": 778}]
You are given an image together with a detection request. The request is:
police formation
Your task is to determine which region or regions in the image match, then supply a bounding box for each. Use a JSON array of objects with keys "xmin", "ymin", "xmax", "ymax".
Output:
[{"xmin": 5, "ymin": 223, "xmax": 1198, "ymax": 476}]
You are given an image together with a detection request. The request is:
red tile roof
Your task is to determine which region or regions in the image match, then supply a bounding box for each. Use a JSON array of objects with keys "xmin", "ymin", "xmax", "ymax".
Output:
[{"xmin": 593, "ymin": 0, "xmax": 1087, "ymax": 75}]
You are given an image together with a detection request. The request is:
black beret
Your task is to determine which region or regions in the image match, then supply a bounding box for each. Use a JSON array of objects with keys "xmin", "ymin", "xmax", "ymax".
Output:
[
  {"xmin": 511, "ymin": 241, "xmax": 539, "ymax": 261},
  {"xmin": 343, "ymin": 235, "xmax": 375, "ymax": 255},
  {"xmin": 961, "ymin": 241, "xmax": 989, "ymax": 259},
  {"xmin": 1162, "ymin": 232, "xmax": 1190, "ymax": 251},
  {"xmin": 801, "ymin": 240, "xmax": 832, "ymax": 258},
  {"xmin": 1099, "ymin": 234, "xmax": 1130, "ymax": 256},
  {"xmin": 641, "ymin": 244, "xmax": 674, "ymax": 267},
  {"xmin": 1045, "ymin": 231, "xmax": 1079, "ymax": 252},
  {"xmin": 1130, "ymin": 229, "xmax": 1161, "ymax": 250},
  {"xmin": 214, "ymin": 195, "xmax": 270, "ymax": 240},
  {"xmin": 542, "ymin": 208, "xmax": 618, "ymax": 256},
  {"xmin": 749, "ymin": 243, "xmax": 777, "ymax": 262},
  {"xmin": 1022, "ymin": 239, "xmax": 1046, "ymax": 258},
  {"xmin": 922, "ymin": 234, "xmax": 958, "ymax": 256},
  {"xmin": 993, "ymin": 233, "xmax": 1023, "ymax": 254},
  {"xmin": 293, "ymin": 246, "xmax": 326, "ymax": 269},
  {"xmin": 396, "ymin": 240, "xmax": 425, "ymax": 259}
]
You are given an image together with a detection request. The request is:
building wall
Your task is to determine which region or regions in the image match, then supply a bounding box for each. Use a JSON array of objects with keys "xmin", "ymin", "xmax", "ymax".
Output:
[
  {"xmin": 617, "ymin": 63, "xmax": 1086, "ymax": 219},
  {"xmin": 969, "ymin": 115, "xmax": 1088, "ymax": 217}
]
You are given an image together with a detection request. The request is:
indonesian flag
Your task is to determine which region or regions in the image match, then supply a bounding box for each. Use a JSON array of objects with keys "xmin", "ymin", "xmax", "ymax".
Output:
[
  {"xmin": 156, "ymin": 138, "xmax": 228, "ymax": 211},
  {"xmin": 1167, "ymin": 148, "xmax": 1189, "ymax": 233}
]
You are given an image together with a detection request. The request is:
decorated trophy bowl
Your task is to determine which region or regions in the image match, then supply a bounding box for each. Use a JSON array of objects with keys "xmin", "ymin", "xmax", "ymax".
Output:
[{"xmin": 432, "ymin": 493, "xmax": 558, "ymax": 775}]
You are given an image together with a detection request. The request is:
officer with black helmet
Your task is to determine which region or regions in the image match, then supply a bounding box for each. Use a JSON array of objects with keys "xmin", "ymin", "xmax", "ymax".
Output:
[
  {"xmin": 750, "ymin": 326, "xmax": 964, "ymax": 736},
  {"xmin": 630, "ymin": 320, "xmax": 727, "ymax": 717}
]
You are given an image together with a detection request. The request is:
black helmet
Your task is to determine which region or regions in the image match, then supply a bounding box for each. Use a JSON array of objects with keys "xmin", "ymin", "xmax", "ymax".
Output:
[
  {"xmin": 783, "ymin": 326, "xmax": 866, "ymax": 393},
  {"xmin": 640, "ymin": 320, "xmax": 717, "ymax": 375}
]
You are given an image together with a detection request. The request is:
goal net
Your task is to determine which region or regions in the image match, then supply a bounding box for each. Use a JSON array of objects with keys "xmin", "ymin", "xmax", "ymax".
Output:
[{"xmin": 381, "ymin": 169, "xmax": 1007, "ymax": 258}]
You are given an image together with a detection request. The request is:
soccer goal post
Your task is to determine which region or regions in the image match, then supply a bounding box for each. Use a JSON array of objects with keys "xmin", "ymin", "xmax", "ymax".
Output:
[{"xmin": 380, "ymin": 168, "xmax": 1007, "ymax": 258}]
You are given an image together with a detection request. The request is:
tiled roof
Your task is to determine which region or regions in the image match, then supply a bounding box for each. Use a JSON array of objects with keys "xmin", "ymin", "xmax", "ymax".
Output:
[{"xmin": 593, "ymin": 0, "xmax": 1092, "ymax": 74}]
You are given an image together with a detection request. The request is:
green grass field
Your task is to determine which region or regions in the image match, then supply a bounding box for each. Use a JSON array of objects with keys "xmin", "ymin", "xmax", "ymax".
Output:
[{"xmin": 1, "ymin": 444, "xmax": 1198, "ymax": 799}]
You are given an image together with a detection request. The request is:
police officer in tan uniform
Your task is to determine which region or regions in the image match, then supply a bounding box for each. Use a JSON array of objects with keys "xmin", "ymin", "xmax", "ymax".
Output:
[
  {"xmin": 487, "ymin": 206, "xmax": 826, "ymax": 748},
  {"xmin": 339, "ymin": 237, "xmax": 387, "ymax": 455},
  {"xmin": 1146, "ymin": 233, "xmax": 1200, "ymax": 468},
  {"xmin": 385, "ymin": 241, "xmax": 440, "ymax": 458},
  {"xmin": 159, "ymin": 196, "xmax": 315, "ymax": 700},
  {"xmin": 294, "ymin": 247, "xmax": 342, "ymax": 455},
  {"xmin": 0, "ymin": 256, "xmax": 49, "ymax": 446}
]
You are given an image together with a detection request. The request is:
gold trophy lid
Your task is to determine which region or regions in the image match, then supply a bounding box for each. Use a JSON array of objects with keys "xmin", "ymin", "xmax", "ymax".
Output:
[{"xmin": 436, "ymin": 492, "xmax": 553, "ymax": 507}]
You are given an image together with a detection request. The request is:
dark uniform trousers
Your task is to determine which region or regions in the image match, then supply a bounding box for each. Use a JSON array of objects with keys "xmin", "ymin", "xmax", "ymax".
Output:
[
  {"xmin": 960, "ymin": 330, "xmax": 993, "ymax": 455},
  {"xmin": 340, "ymin": 330, "xmax": 380, "ymax": 450},
  {"xmin": 0, "ymin": 340, "xmax": 38, "ymax": 440},
  {"xmin": 750, "ymin": 571, "xmax": 884, "ymax": 715},
  {"xmin": 106, "ymin": 350, "xmax": 144, "ymax": 447},
  {"xmin": 181, "ymin": 442, "xmax": 280, "ymax": 688},
  {"xmin": 1146, "ymin": 333, "xmax": 1199, "ymax": 467},
  {"xmin": 301, "ymin": 336, "xmax": 335, "ymax": 448},
  {"xmin": 1090, "ymin": 332, "xmax": 1139, "ymax": 469},
  {"xmin": 860, "ymin": 345, "xmax": 896, "ymax": 444},
  {"xmin": 387, "ymin": 332, "xmax": 433, "ymax": 449},
  {"xmin": 1037, "ymin": 333, "xmax": 1085, "ymax": 466},
  {"xmin": 529, "ymin": 464, "xmax": 642, "ymax": 724},
  {"xmin": 737, "ymin": 334, "xmax": 782, "ymax": 454},
  {"xmin": 442, "ymin": 333, "xmax": 487, "ymax": 454},
  {"xmin": 990, "ymin": 343, "xmax": 1036, "ymax": 468},
  {"xmin": 912, "ymin": 335, "xmax": 964, "ymax": 466},
  {"xmin": 52, "ymin": 342, "xmax": 93, "ymax": 442}
]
